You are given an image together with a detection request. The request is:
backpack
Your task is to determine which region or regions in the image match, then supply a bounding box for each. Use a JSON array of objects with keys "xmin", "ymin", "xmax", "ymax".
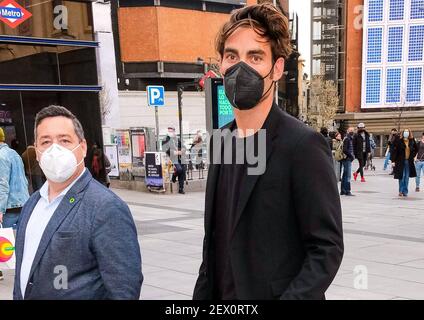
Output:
[{"xmin": 334, "ymin": 139, "xmax": 347, "ymax": 161}]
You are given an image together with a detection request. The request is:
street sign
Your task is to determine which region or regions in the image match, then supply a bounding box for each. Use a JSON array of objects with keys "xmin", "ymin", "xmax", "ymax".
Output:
[
  {"xmin": 0, "ymin": 0, "xmax": 32, "ymax": 29},
  {"xmin": 147, "ymin": 85, "xmax": 165, "ymax": 106}
]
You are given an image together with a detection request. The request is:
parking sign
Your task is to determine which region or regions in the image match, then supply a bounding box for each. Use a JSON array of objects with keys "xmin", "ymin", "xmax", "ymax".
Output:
[{"xmin": 147, "ymin": 86, "xmax": 165, "ymax": 106}]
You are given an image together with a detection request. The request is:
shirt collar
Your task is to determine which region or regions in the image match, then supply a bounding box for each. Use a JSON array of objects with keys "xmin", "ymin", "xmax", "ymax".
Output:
[{"xmin": 39, "ymin": 168, "xmax": 86, "ymax": 203}]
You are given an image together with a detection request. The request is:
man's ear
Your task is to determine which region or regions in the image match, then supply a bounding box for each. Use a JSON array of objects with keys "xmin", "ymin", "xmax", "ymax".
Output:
[
  {"xmin": 271, "ymin": 57, "xmax": 285, "ymax": 82},
  {"xmin": 81, "ymin": 139, "xmax": 88, "ymax": 158}
]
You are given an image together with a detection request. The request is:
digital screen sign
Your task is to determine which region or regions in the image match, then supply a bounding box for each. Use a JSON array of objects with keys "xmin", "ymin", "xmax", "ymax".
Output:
[{"xmin": 217, "ymin": 85, "xmax": 234, "ymax": 128}]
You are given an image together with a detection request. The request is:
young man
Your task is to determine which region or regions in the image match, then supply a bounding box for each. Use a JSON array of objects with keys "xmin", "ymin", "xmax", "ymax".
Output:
[
  {"xmin": 415, "ymin": 132, "xmax": 424, "ymax": 192},
  {"xmin": 353, "ymin": 123, "xmax": 371, "ymax": 182},
  {"xmin": 193, "ymin": 3, "xmax": 343, "ymax": 300},
  {"xmin": 13, "ymin": 106, "xmax": 143, "ymax": 299}
]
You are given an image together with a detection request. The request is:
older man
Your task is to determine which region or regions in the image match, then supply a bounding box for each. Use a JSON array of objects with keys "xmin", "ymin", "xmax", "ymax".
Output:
[{"xmin": 13, "ymin": 106, "xmax": 143, "ymax": 299}]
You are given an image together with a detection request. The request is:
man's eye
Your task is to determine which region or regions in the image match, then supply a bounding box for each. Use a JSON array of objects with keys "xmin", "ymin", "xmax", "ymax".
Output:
[{"xmin": 252, "ymin": 56, "xmax": 262, "ymax": 63}]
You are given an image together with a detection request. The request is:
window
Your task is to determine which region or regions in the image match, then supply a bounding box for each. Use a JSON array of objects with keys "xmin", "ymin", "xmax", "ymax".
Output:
[
  {"xmin": 313, "ymin": 59, "xmax": 321, "ymax": 75},
  {"xmin": 411, "ymin": 0, "xmax": 424, "ymax": 19},
  {"xmin": 313, "ymin": 7, "xmax": 322, "ymax": 17},
  {"xmin": 366, "ymin": 69, "xmax": 382, "ymax": 103},
  {"xmin": 387, "ymin": 27, "xmax": 404, "ymax": 62},
  {"xmin": 389, "ymin": 0, "xmax": 404, "ymax": 20},
  {"xmin": 367, "ymin": 28, "xmax": 383, "ymax": 63},
  {"xmin": 408, "ymin": 25, "xmax": 424, "ymax": 61},
  {"xmin": 313, "ymin": 44, "xmax": 322, "ymax": 55},
  {"xmin": 386, "ymin": 68, "xmax": 402, "ymax": 103},
  {"xmin": 406, "ymin": 67, "xmax": 423, "ymax": 102},
  {"xmin": 368, "ymin": 0, "xmax": 384, "ymax": 22}
]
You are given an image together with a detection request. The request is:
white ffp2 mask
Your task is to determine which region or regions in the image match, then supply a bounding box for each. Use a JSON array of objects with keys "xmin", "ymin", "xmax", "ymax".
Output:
[{"xmin": 38, "ymin": 143, "xmax": 83, "ymax": 183}]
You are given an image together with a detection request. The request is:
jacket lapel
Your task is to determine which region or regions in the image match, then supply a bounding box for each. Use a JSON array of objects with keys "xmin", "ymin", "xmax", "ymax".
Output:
[
  {"xmin": 14, "ymin": 193, "xmax": 41, "ymax": 299},
  {"xmin": 204, "ymin": 123, "xmax": 235, "ymax": 237},
  {"xmin": 230, "ymin": 104, "xmax": 281, "ymax": 239},
  {"xmin": 24, "ymin": 170, "xmax": 92, "ymax": 298}
]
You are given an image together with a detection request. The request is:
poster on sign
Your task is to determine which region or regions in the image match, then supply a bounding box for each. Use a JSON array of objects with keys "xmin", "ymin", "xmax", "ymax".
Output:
[{"xmin": 145, "ymin": 152, "xmax": 166, "ymax": 191}]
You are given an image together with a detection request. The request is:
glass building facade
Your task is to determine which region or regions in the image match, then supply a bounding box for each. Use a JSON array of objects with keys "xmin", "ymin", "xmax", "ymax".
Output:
[
  {"xmin": 362, "ymin": 0, "xmax": 424, "ymax": 109},
  {"xmin": 0, "ymin": 0, "xmax": 102, "ymax": 182}
]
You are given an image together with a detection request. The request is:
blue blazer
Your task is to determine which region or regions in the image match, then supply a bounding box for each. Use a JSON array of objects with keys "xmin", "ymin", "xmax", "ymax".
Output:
[{"xmin": 13, "ymin": 170, "xmax": 143, "ymax": 300}]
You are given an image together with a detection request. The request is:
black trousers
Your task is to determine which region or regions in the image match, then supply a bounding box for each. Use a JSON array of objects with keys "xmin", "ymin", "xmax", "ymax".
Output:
[
  {"xmin": 173, "ymin": 163, "xmax": 186, "ymax": 191},
  {"xmin": 356, "ymin": 152, "xmax": 367, "ymax": 177}
]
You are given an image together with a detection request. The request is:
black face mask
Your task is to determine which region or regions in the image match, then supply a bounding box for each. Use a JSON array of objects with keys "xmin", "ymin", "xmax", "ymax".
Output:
[
  {"xmin": 349, "ymin": 132, "xmax": 354, "ymax": 136},
  {"xmin": 223, "ymin": 61, "xmax": 275, "ymax": 110}
]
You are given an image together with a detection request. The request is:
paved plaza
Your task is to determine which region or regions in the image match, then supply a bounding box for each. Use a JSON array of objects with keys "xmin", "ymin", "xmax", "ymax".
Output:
[{"xmin": 1, "ymin": 158, "xmax": 424, "ymax": 300}]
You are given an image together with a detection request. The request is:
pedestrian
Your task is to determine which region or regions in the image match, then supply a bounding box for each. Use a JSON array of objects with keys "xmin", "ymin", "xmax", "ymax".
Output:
[
  {"xmin": 193, "ymin": 3, "xmax": 343, "ymax": 300},
  {"xmin": 414, "ymin": 132, "xmax": 424, "ymax": 192},
  {"xmin": 190, "ymin": 130, "xmax": 204, "ymax": 169},
  {"xmin": 0, "ymin": 127, "xmax": 30, "ymax": 282},
  {"xmin": 162, "ymin": 127, "xmax": 187, "ymax": 194},
  {"xmin": 384, "ymin": 128, "xmax": 398, "ymax": 173},
  {"xmin": 0, "ymin": 127, "xmax": 30, "ymax": 229},
  {"xmin": 87, "ymin": 142, "xmax": 111, "ymax": 188},
  {"xmin": 332, "ymin": 131, "xmax": 344, "ymax": 181},
  {"xmin": 13, "ymin": 105, "xmax": 143, "ymax": 299},
  {"xmin": 320, "ymin": 127, "xmax": 333, "ymax": 152},
  {"xmin": 21, "ymin": 144, "xmax": 46, "ymax": 193},
  {"xmin": 366, "ymin": 133, "xmax": 376, "ymax": 171},
  {"xmin": 353, "ymin": 122, "xmax": 371, "ymax": 182},
  {"xmin": 340, "ymin": 127, "xmax": 355, "ymax": 196},
  {"xmin": 391, "ymin": 129, "xmax": 418, "ymax": 197}
]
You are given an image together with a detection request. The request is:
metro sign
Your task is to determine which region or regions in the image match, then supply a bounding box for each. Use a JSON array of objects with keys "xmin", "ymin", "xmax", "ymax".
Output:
[{"xmin": 0, "ymin": 0, "xmax": 32, "ymax": 29}]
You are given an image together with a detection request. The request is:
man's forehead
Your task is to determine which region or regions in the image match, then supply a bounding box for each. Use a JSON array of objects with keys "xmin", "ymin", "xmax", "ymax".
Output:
[
  {"xmin": 37, "ymin": 117, "xmax": 76, "ymax": 135},
  {"xmin": 224, "ymin": 27, "xmax": 270, "ymax": 50}
]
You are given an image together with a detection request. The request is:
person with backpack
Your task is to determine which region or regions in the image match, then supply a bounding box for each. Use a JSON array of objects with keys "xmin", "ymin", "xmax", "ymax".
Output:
[{"xmin": 340, "ymin": 127, "xmax": 355, "ymax": 196}]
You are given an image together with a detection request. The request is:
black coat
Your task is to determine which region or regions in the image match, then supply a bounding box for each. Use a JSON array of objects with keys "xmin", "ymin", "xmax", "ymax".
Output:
[
  {"xmin": 391, "ymin": 137, "xmax": 418, "ymax": 180},
  {"xmin": 193, "ymin": 105, "xmax": 344, "ymax": 300},
  {"xmin": 352, "ymin": 131, "xmax": 371, "ymax": 160}
]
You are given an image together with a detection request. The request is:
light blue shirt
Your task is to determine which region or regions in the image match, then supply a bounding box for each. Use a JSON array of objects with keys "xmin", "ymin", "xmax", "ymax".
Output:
[{"xmin": 20, "ymin": 168, "xmax": 86, "ymax": 296}]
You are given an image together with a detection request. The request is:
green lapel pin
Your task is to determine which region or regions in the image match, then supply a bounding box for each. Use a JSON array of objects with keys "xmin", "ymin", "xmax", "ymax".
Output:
[{"xmin": 69, "ymin": 197, "xmax": 75, "ymax": 204}]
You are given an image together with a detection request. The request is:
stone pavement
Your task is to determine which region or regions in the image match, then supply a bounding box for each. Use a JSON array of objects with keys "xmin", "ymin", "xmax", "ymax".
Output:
[{"xmin": 1, "ymin": 158, "xmax": 424, "ymax": 300}]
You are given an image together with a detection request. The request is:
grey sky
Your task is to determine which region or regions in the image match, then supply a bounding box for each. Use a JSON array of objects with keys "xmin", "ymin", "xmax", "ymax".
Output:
[{"xmin": 289, "ymin": 0, "xmax": 311, "ymax": 77}]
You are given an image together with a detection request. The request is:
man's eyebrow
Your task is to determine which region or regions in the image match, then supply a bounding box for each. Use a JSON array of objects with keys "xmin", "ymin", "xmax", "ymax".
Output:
[
  {"xmin": 223, "ymin": 47, "xmax": 239, "ymax": 54},
  {"xmin": 58, "ymin": 134, "xmax": 72, "ymax": 138},
  {"xmin": 39, "ymin": 134, "xmax": 72, "ymax": 140},
  {"xmin": 247, "ymin": 49, "xmax": 266, "ymax": 56}
]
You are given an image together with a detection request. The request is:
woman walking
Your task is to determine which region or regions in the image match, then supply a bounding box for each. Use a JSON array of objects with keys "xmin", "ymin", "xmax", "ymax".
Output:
[{"xmin": 391, "ymin": 129, "xmax": 418, "ymax": 197}]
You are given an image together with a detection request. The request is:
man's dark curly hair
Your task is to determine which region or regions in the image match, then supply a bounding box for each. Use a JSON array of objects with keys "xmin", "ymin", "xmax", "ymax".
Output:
[{"xmin": 216, "ymin": 3, "xmax": 293, "ymax": 62}]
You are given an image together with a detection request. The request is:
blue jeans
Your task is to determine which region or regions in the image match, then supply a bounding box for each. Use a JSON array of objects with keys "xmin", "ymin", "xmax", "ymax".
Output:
[
  {"xmin": 1, "ymin": 212, "xmax": 20, "ymax": 230},
  {"xmin": 415, "ymin": 161, "xmax": 424, "ymax": 188},
  {"xmin": 341, "ymin": 159, "xmax": 352, "ymax": 194},
  {"xmin": 383, "ymin": 151, "xmax": 391, "ymax": 170},
  {"xmin": 399, "ymin": 160, "xmax": 410, "ymax": 195}
]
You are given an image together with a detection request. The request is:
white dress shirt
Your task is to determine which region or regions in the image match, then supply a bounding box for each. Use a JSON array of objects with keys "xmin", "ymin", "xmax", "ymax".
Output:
[{"xmin": 20, "ymin": 169, "xmax": 86, "ymax": 296}]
